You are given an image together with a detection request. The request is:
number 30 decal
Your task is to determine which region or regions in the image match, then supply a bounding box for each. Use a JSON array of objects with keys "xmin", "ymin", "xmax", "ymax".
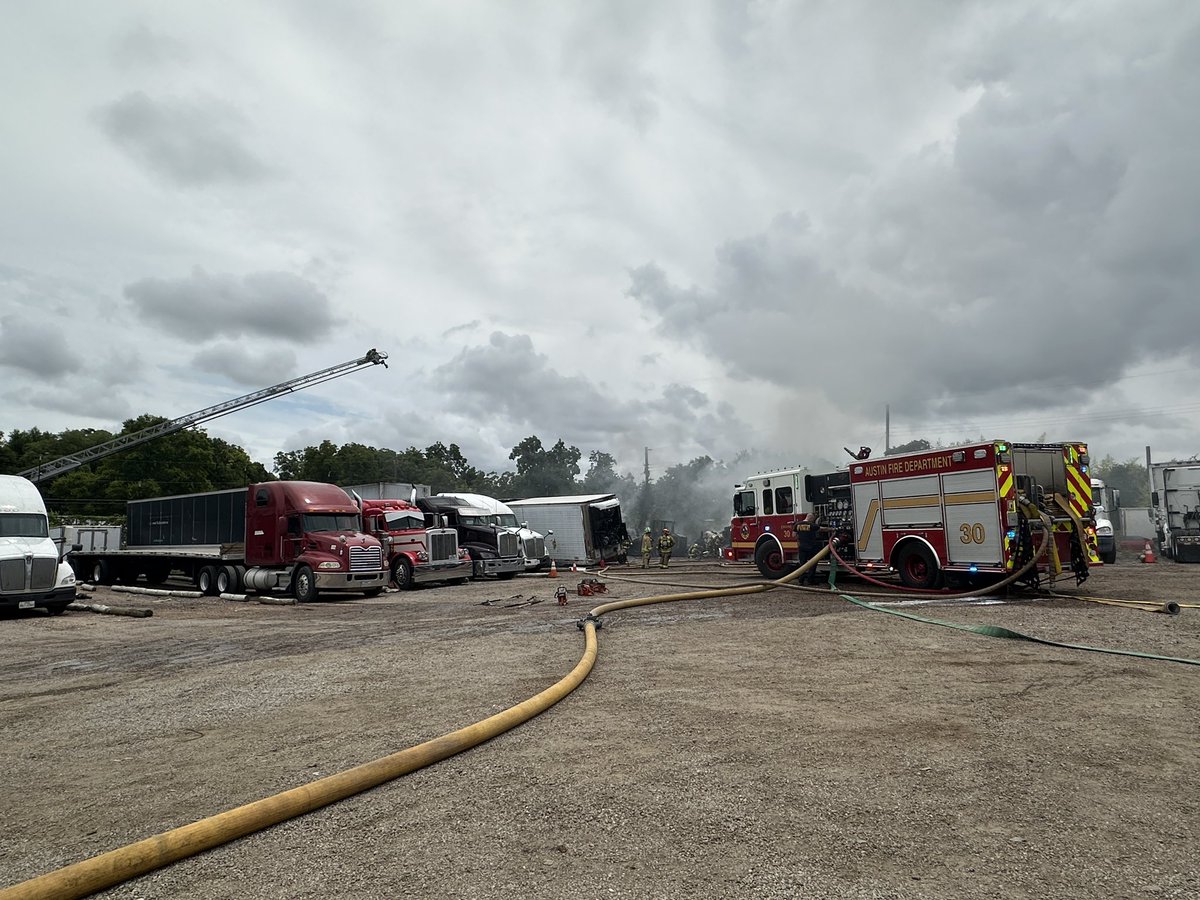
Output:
[{"xmin": 959, "ymin": 523, "xmax": 986, "ymax": 544}]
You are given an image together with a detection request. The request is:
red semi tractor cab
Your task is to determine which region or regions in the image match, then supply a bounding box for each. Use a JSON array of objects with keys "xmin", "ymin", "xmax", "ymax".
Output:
[{"xmin": 360, "ymin": 498, "xmax": 473, "ymax": 590}]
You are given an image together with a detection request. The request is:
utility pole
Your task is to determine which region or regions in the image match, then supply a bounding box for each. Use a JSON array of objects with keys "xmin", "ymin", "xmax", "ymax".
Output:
[
  {"xmin": 644, "ymin": 447, "xmax": 651, "ymax": 489},
  {"xmin": 885, "ymin": 404, "xmax": 890, "ymax": 454}
]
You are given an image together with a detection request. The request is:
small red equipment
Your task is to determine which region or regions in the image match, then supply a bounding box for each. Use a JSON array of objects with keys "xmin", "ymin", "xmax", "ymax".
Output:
[
  {"xmin": 576, "ymin": 578, "xmax": 608, "ymax": 597},
  {"xmin": 555, "ymin": 586, "xmax": 569, "ymax": 606}
]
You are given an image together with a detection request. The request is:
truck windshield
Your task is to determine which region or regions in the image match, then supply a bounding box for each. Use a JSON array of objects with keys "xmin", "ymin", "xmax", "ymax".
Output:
[
  {"xmin": 383, "ymin": 511, "xmax": 425, "ymax": 531},
  {"xmin": 301, "ymin": 513, "xmax": 361, "ymax": 533},
  {"xmin": 0, "ymin": 514, "xmax": 49, "ymax": 538},
  {"xmin": 459, "ymin": 515, "xmax": 490, "ymax": 526},
  {"xmin": 494, "ymin": 514, "xmax": 520, "ymax": 527}
]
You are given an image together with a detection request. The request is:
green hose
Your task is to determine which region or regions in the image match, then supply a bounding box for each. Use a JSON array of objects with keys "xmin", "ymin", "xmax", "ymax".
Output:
[{"xmin": 836, "ymin": 592, "xmax": 1200, "ymax": 666}]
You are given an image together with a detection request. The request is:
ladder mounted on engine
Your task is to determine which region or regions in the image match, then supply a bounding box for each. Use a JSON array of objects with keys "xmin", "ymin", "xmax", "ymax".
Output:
[{"xmin": 17, "ymin": 348, "xmax": 389, "ymax": 484}]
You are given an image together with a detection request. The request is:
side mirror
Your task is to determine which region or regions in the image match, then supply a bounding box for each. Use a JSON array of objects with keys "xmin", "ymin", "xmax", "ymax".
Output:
[{"xmin": 547, "ymin": 529, "xmax": 554, "ymax": 536}]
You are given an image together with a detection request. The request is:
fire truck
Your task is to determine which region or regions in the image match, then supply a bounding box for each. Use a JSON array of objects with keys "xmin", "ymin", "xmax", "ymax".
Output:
[{"xmin": 729, "ymin": 441, "xmax": 1097, "ymax": 588}]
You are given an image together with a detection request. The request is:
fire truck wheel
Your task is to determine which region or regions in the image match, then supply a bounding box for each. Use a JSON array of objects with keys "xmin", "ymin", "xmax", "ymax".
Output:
[
  {"xmin": 754, "ymin": 541, "xmax": 792, "ymax": 580},
  {"xmin": 292, "ymin": 565, "xmax": 318, "ymax": 603},
  {"xmin": 896, "ymin": 542, "xmax": 940, "ymax": 589},
  {"xmin": 391, "ymin": 557, "xmax": 414, "ymax": 591}
]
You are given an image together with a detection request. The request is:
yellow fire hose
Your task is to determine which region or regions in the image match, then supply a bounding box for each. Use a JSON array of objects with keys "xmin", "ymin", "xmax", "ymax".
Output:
[{"xmin": 0, "ymin": 552, "xmax": 826, "ymax": 900}]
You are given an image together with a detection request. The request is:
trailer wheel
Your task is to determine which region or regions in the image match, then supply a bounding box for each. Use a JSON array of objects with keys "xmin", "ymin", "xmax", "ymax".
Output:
[
  {"xmin": 143, "ymin": 561, "xmax": 172, "ymax": 585},
  {"xmin": 754, "ymin": 541, "xmax": 791, "ymax": 579},
  {"xmin": 216, "ymin": 565, "xmax": 243, "ymax": 594},
  {"xmin": 92, "ymin": 559, "xmax": 114, "ymax": 585},
  {"xmin": 197, "ymin": 565, "xmax": 218, "ymax": 596},
  {"xmin": 292, "ymin": 565, "xmax": 318, "ymax": 602},
  {"xmin": 896, "ymin": 542, "xmax": 940, "ymax": 589},
  {"xmin": 391, "ymin": 558, "xmax": 414, "ymax": 591}
]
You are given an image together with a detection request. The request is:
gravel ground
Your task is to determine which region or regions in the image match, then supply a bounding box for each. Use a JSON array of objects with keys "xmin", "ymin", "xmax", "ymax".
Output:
[{"xmin": 1, "ymin": 557, "xmax": 1198, "ymax": 899}]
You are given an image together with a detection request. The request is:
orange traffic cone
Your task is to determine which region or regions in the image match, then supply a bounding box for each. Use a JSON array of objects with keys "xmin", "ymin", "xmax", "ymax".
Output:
[
  {"xmin": 548, "ymin": 560, "xmax": 558, "ymax": 577},
  {"xmin": 570, "ymin": 561, "xmax": 577, "ymax": 572},
  {"xmin": 1141, "ymin": 541, "xmax": 1157, "ymax": 564}
]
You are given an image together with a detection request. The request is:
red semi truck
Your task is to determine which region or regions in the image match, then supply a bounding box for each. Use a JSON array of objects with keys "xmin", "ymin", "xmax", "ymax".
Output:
[
  {"xmin": 68, "ymin": 481, "xmax": 388, "ymax": 602},
  {"xmin": 359, "ymin": 498, "xmax": 473, "ymax": 589}
]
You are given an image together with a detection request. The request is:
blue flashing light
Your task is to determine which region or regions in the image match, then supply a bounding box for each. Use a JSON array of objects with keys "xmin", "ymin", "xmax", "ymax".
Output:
[
  {"xmin": 764, "ymin": 525, "xmax": 771, "ymax": 532},
  {"xmin": 969, "ymin": 565, "xmax": 978, "ymax": 572},
  {"xmin": 1082, "ymin": 465, "xmax": 1089, "ymax": 474},
  {"xmin": 1007, "ymin": 530, "xmax": 1016, "ymax": 539}
]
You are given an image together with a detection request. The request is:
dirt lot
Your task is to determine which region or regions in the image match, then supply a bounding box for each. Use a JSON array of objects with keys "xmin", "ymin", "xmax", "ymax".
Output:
[{"xmin": 1, "ymin": 557, "xmax": 1198, "ymax": 900}]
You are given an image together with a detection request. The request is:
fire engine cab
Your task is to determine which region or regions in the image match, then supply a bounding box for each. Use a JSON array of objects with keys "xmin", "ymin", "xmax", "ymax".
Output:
[{"xmin": 730, "ymin": 441, "xmax": 1097, "ymax": 589}]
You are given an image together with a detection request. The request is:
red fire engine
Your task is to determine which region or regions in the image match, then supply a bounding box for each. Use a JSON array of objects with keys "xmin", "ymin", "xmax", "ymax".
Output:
[{"xmin": 729, "ymin": 441, "xmax": 1097, "ymax": 588}]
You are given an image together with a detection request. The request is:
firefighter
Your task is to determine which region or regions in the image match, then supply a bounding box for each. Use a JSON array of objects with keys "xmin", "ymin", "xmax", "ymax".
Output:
[
  {"xmin": 658, "ymin": 527, "xmax": 675, "ymax": 568},
  {"xmin": 794, "ymin": 513, "xmax": 823, "ymax": 585},
  {"xmin": 641, "ymin": 527, "xmax": 653, "ymax": 568}
]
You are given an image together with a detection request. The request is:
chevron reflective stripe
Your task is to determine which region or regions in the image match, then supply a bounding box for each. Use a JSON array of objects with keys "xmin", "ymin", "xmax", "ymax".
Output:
[
  {"xmin": 997, "ymin": 466, "xmax": 1014, "ymax": 502},
  {"xmin": 1063, "ymin": 445, "xmax": 1092, "ymax": 519}
]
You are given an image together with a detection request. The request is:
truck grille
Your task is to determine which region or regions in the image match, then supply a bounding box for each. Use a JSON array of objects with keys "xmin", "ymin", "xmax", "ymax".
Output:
[
  {"xmin": 0, "ymin": 558, "xmax": 57, "ymax": 593},
  {"xmin": 349, "ymin": 545, "xmax": 383, "ymax": 572},
  {"xmin": 428, "ymin": 532, "xmax": 458, "ymax": 562},
  {"xmin": 523, "ymin": 536, "xmax": 545, "ymax": 560},
  {"xmin": 498, "ymin": 532, "xmax": 520, "ymax": 558}
]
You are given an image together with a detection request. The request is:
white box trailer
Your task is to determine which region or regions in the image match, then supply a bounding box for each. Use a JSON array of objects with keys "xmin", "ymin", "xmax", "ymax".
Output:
[{"xmin": 506, "ymin": 494, "xmax": 630, "ymax": 566}]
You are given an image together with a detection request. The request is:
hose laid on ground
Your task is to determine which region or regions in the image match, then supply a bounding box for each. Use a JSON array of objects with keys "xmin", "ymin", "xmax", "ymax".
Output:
[
  {"xmin": 0, "ymin": 550, "xmax": 827, "ymax": 900},
  {"xmin": 834, "ymin": 592, "xmax": 1200, "ymax": 666}
]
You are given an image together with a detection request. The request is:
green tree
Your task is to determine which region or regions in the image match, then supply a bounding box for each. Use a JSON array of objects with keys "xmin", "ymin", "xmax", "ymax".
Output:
[
  {"xmin": 508, "ymin": 436, "xmax": 582, "ymax": 496},
  {"xmin": 1094, "ymin": 455, "xmax": 1150, "ymax": 507}
]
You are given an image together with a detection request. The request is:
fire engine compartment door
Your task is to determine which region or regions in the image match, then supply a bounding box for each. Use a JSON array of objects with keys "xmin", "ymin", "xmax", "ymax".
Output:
[
  {"xmin": 853, "ymin": 482, "xmax": 884, "ymax": 560},
  {"xmin": 941, "ymin": 470, "xmax": 1001, "ymax": 565}
]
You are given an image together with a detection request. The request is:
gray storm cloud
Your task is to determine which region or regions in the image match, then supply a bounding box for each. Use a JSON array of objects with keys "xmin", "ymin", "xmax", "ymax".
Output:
[
  {"xmin": 124, "ymin": 269, "xmax": 336, "ymax": 342},
  {"xmin": 0, "ymin": 315, "xmax": 80, "ymax": 378},
  {"xmin": 96, "ymin": 91, "xmax": 271, "ymax": 186}
]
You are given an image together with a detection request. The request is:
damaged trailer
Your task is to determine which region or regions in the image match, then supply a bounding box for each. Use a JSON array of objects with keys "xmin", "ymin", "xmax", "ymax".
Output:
[{"xmin": 506, "ymin": 494, "xmax": 630, "ymax": 566}]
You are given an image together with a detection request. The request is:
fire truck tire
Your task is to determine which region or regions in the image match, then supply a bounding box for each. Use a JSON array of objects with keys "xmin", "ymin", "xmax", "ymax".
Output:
[
  {"xmin": 391, "ymin": 557, "xmax": 414, "ymax": 591},
  {"xmin": 197, "ymin": 565, "xmax": 219, "ymax": 596},
  {"xmin": 754, "ymin": 541, "xmax": 792, "ymax": 580},
  {"xmin": 896, "ymin": 542, "xmax": 940, "ymax": 589},
  {"xmin": 292, "ymin": 565, "xmax": 319, "ymax": 603},
  {"xmin": 1101, "ymin": 549, "xmax": 1116, "ymax": 565}
]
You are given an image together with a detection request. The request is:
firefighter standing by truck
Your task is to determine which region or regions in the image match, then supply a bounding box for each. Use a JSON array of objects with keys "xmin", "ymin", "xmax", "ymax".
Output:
[
  {"xmin": 658, "ymin": 527, "xmax": 675, "ymax": 567},
  {"xmin": 641, "ymin": 527, "xmax": 654, "ymax": 568},
  {"xmin": 794, "ymin": 513, "xmax": 823, "ymax": 585}
]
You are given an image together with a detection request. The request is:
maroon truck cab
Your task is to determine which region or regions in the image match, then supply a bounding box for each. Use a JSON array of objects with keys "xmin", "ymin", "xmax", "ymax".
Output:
[
  {"xmin": 360, "ymin": 498, "xmax": 472, "ymax": 590},
  {"xmin": 242, "ymin": 482, "xmax": 387, "ymax": 600}
]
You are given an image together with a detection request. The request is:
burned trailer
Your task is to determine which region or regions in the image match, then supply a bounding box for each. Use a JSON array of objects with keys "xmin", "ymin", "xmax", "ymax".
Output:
[{"xmin": 506, "ymin": 494, "xmax": 630, "ymax": 566}]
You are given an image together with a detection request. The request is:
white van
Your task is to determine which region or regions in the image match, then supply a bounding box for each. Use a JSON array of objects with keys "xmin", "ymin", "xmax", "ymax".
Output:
[
  {"xmin": 0, "ymin": 475, "xmax": 78, "ymax": 615},
  {"xmin": 436, "ymin": 492, "xmax": 550, "ymax": 571}
]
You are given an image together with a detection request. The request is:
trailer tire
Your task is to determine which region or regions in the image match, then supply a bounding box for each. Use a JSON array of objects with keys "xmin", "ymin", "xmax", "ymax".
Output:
[
  {"xmin": 391, "ymin": 558, "xmax": 413, "ymax": 591},
  {"xmin": 754, "ymin": 540, "xmax": 792, "ymax": 580},
  {"xmin": 292, "ymin": 565, "xmax": 318, "ymax": 603},
  {"xmin": 92, "ymin": 559, "xmax": 115, "ymax": 585},
  {"xmin": 216, "ymin": 565, "xmax": 243, "ymax": 594},
  {"xmin": 45, "ymin": 602, "xmax": 70, "ymax": 616},
  {"xmin": 197, "ymin": 565, "xmax": 218, "ymax": 596},
  {"xmin": 896, "ymin": 542, "xmax": 940, "ymax": 589}
]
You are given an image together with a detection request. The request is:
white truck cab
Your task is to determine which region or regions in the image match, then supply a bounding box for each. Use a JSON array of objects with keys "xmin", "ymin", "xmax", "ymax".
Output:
[
  {"xmin": 0, "ymin": 475, "xmax": 77, "ymax": 615},
  {"xmin": 1089, "ymin": 477, "xmax": 1117, "ymax": 564},
  {"xmin": 436, "ymin": 492, "xmax": 550, "ymax": 571}
]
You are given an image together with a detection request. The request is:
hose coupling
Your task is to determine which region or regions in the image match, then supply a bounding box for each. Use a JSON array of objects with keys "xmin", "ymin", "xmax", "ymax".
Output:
[{"xmin": 577, "ymin": 613, "xmax": 603, "ymax": 631}]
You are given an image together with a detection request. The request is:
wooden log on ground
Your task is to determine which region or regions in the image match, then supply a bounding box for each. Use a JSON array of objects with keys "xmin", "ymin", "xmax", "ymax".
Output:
[{"xmin": 67, "ymin": 602, "xmax": 153, "ymax": 618}]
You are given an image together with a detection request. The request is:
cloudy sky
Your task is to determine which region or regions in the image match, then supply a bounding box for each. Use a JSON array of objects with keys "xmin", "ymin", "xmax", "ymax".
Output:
[{"xmin": 3, "ymin": 0, "xmax": 1198, "ymax": 483}]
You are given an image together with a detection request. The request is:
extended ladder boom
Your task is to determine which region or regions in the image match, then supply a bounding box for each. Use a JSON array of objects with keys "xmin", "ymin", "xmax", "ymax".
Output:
[{"xmin": 19, "ymin": 348, "xmax": 389, "ymax": 484}]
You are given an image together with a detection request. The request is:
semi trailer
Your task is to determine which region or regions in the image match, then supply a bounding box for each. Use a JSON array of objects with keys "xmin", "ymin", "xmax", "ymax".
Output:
[
  {"xmin": 506, "ymin": 494, "xmax": 630, "ymax": 567},
  {"xmin": 68, "ymin": 481, "xmax": 388, "ymax": 601}
]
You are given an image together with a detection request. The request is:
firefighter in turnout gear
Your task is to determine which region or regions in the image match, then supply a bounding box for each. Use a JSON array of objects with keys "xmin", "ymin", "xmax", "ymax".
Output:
[
  {"xmin": 658, "ymin": 527, "xmax": 675, "ymax": 568},
  {"xmin": 641, "ymin": 527, "xmax": 653, "ymax": 568},
  {"xmin": 794, "ymin": 513, "xmax": 823, "ymax": 585}
]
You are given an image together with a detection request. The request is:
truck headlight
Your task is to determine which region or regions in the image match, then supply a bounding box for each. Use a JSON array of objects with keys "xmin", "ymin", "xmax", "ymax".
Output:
[
  {"xmin": 1096, "ymin": 525, "xmax": 1112, "ymax": 536},
  {"xmin": 318, "ymin": 561, "xmax": 342, "ymax": 570}
]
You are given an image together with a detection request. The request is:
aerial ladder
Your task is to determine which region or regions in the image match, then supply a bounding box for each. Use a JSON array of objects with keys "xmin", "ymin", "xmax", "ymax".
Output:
[{"xmin": 18, "ymin": 348, "xmax": 389, "ymax": 484}]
